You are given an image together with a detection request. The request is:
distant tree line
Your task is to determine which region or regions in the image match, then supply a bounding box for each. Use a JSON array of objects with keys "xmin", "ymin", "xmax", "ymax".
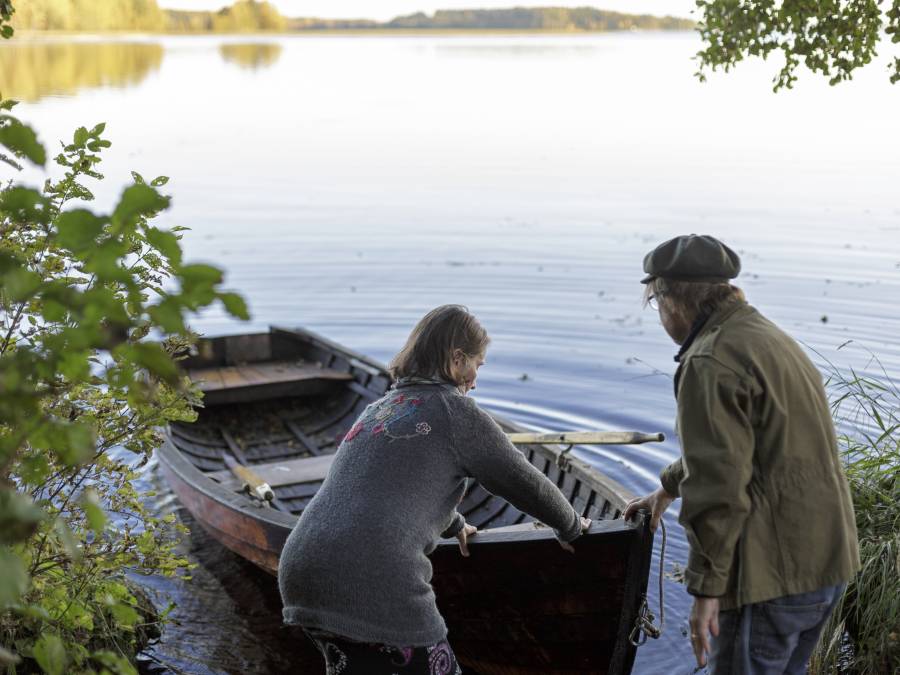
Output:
[
  {"xmin": 382, "ymin": 8, "xmax": 694, "ymax": 31},
  {"xmin": 13, "ymin": 1, "xmax": 692, "ymax": 33},
  {"xmin": 12, "ymin": 0, "xmax": 285, "ymax": 32},
  {"xmin": 167, "ymin": 0, "xmax": 285, "ymax": 33},
  {"xmin": 12, "ymin": 0, "xmax": 167, "ymax": 31}
]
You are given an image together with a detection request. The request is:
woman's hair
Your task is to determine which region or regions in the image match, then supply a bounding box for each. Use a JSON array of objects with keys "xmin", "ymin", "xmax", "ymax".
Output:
[
  {"xmin": 643, "ymin": 278, "xmax": 746, "ymax": 319},
  {"xmin": 389, "ymin": 305, "xmax": 490, "ymax": 382}
]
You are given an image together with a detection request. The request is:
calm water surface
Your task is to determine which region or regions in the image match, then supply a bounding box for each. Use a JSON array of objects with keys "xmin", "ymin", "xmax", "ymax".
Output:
[{"xmin": 3, "ymin": 32, "xmax": 899, "ymax": 675}]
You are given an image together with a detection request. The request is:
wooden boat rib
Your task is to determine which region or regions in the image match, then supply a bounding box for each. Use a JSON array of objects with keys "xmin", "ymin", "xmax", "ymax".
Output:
[{"xmin": 156, "ymin": 326, "xmax": 656, "ymax": 675}]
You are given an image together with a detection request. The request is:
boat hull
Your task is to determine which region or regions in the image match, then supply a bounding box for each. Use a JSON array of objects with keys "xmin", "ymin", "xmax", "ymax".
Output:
[{"xmin": 156, "ymin": 327, "xmax": 654, "ymax": 674}]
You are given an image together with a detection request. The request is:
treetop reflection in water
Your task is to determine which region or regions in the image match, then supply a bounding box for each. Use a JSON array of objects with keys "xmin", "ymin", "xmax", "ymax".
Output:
[
  {"xmin": 0, "ymin": 39, "xmax": 283, "ymax": 102},
  {"xmin": 0, "ymin": 40, "xmax": 163, "ymax": 102},
  {"xmin": 218, "ymin": 42, "xmax": 283, "ymax": 70}
]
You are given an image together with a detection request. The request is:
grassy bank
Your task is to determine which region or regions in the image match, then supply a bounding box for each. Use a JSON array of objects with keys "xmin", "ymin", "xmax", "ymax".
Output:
[{"xmin": 810, "ymin": 351, "xmax": 900, "ymax": 673}]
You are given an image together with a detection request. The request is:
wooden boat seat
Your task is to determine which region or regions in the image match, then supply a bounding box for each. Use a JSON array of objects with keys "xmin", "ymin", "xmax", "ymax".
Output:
[
  {"xmin": 208, "ymin": 453, "xmax": 336, "ymax": 491},
  {"xmin": 188, "ymin": 360, "xmax": 353, "ymax": 405}
]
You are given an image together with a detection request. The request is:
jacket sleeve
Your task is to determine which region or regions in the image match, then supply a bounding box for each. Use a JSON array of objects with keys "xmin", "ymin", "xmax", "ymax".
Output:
[
  {"xmin": 450, "ymin": 395, "xmax": 582, "ymax": 543},
  {"xmin": 660, "ymin": 458, "xmax": 685, "ymax": 497},
  {"xmin": 677, "ymin": 356, "xmax": 754, "ymax": 598},
  {"xmin": 440, "ymin": 510, "xmax": 466, "ymax": 538}
]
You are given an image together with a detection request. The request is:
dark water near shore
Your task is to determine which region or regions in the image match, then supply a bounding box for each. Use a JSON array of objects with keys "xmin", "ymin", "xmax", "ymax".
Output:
[{"xmin": 3, "ymin": 32, "xmax": 899, "ymax": 674}]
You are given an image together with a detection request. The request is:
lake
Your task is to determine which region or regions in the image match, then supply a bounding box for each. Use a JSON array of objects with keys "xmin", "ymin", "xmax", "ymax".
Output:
[{"xmin": 2, "ymin": 31, "xmax": 899, "ymax": 675}]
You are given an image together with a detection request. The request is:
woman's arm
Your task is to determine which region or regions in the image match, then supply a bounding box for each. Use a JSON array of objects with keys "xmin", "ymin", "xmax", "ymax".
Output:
[{"xmin": 449, "ymin": 395, "xmax": 583, "ymax": 543}]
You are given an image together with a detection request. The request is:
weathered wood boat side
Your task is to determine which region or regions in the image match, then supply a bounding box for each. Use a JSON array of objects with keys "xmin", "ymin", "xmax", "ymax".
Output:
[{"xmin": 156, "ymin": 327, "xmax": 656, "ymax": 675}]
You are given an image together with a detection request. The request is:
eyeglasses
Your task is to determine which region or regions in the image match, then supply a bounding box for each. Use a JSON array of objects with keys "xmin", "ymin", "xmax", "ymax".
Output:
[{"xmin": 647, "ymin": 294, "xmax": 659, "ymax": 311}]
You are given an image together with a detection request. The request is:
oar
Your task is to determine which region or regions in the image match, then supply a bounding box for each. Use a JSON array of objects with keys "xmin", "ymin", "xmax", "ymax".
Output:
[
  {"xmin": 219, "ymin": 427, "xmax": 292, "ymax": 510},
  {"xmin": 506, "ymin": 431, "xmax": 665, "ymax": 445},
  {"xmin": 223, "ymin": 453, "xmax": 275, "ymax": 503}
]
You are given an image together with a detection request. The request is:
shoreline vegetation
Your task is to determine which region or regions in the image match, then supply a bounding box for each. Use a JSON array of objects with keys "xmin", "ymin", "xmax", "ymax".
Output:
[{"xmin": 12, "ymin": 0, "xmax": 695, "ymax": 34}]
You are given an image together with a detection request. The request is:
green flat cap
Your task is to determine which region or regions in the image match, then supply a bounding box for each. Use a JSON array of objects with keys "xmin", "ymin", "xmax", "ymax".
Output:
[{"xmin": 641, "ymin": 234, "xmax": 741, "ymax": 284}]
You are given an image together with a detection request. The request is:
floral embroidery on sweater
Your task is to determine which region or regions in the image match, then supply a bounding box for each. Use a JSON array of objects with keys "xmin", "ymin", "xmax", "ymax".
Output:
[{"xmin": 343, "ymin": 393, "xmax": 432, "ymax": 443}]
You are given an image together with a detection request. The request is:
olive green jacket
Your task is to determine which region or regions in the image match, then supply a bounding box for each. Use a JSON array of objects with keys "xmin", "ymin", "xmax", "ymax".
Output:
[{"xmin": 660, "ymin": 301, "xmax": 859, "ymax": 610}]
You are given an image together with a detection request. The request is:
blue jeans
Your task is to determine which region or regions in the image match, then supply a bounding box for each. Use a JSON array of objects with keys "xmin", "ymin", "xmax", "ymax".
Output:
[{"xmin": 710, "ymin": 584, "xmax": 845, "ymax": 675}]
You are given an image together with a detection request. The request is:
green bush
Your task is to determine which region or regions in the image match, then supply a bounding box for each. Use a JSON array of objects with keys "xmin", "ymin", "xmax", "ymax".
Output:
[{"xmin": 0, "ymin": 5, "xmax": 250, "ymax": 672}]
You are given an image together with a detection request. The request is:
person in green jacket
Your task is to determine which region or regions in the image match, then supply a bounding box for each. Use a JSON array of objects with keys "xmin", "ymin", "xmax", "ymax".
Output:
[{"xmin": 623, "ymin": 234, "xmax": 859, "ymax": 674}]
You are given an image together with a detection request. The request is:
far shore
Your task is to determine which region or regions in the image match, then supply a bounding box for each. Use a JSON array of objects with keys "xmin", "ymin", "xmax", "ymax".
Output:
[{"xmin": 8, "ymin": 27, "xmax": 697, "ymax": 38}]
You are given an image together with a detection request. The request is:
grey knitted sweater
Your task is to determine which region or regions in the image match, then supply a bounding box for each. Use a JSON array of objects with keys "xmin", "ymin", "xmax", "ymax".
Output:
[{"xmin": 277, "ymin": 378, "xmax": 582, "ymax": 647}]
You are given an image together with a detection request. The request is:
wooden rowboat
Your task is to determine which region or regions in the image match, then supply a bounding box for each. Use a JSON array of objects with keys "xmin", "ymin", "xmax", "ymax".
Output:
[{"xmin": 156, "ymin": 326, "xmax": 659, "ymax": 674}]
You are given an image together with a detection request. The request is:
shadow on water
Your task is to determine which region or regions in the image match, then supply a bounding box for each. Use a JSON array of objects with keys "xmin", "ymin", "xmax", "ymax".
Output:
[
  {"xmin": 218, "ymin": 43, "xmax": 283, "ymax": 71},
  {"xmin": 135, "ymin": 485, "xmax": 321, "ymax": 674},
  {"xmin": 0, "ymin": 40, "xmax": 163, "ymax": 102}
]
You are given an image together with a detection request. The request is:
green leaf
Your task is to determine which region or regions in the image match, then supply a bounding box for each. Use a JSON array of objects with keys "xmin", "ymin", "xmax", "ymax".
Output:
[
  {"xmin": 61, "ymin": 602, "xmax": 94, "ymax": 632},
  {"xmin": 83, "ymin": 239, "xmax": 130, "ymax": 283},
  {"xmin": 150, "ymin": 175, "xmax": 169, "ymax": 187},
  {"xmin": 130, "ymin": 171, "xmax": 145, "ymax": 184},
  {"xmin": 108, "ymin": 600, "xmax": 139, "ymax": 628},
  {"xmin": 111, "ymin": 184, "xmax": 169, "ymax": 230},
  {"xmin": 0, "ymin": 547, "xmax": 29, "ymax": 609},
  {"xmin": 73, "ymin": 126, "xmax": 89, "ymax": 148},
  {"xmin": 130, "ymin": 342, "xmax": 179, "ymax": 383},
  {"xmin": 62, "ymin": 422, "xmax": 95, "ymax": 465},
  {"xmin": 145, "ymin": 227, "xmax": 182, "ymax": 267},
  {"xmin": 219, "ymin": 292, "xmax": 250, "ymax": 320},
  {"xmin": 55, "ymin": 209, "xmax": 108, "ymax": 253},
  {"xmin": 16, "ymin": 603, "xmax": 51, "ymax": 621},
  {"xmin": 54, "ymin": 519, "xmax": 82, "ymax": 563},
  {"xmin": 16, "ymin": 454, "xmax": 50, "ymax": 486},
  {"xmin": 32, "ymin": 633, "xmax": 67, "ymax": 675},
  {"xmin": 147, "ymin": 298, "xmax": 186, "ymax": 334},
  {"xmin": 0, "ymin": 490, "xmax": 46, "ymax": 545},
  {"xmin": 0, "ymin": 116, "xmax": 46, "ymax": 166},
  {"xmin": 1, "ymin": 25, "xmax": 13, "ymax": 40},
  {"xmin": 32, "ymin": 420, "xmax": 95, "ymax": 466},
  {"xmin": 0, "ymin": 186, "xmax": 50, "ymax": 224},
  {"xmin": 58, "ymin": 350, "xmax": 90, "ymax": 381},
  {"xmin": 90, "ymin": 122, "xmax": 106, "ymax": 136},
  {"xmin": 1, "ymin": 267, "xmax": 41, "ymax": 302},
  {"xmin": 179, "ymin": 263, "xmax": 223, "ymax": 286},
  {"xmin": 81, "ymin": 489, "xmax": 106, "ymax": 534},
  {"xmin": 92, "ymin": 650, "xmax": 137, "ymax": 675}
]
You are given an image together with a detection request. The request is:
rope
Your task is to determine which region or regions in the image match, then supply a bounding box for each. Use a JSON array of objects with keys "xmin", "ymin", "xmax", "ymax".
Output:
[
  {"xmin": 657, "ymin": 518, "xmax": 667, "ymax": 634},
  {"xmin": 629, "ymin": 515, "xmax": 667, "ymax": 646}
]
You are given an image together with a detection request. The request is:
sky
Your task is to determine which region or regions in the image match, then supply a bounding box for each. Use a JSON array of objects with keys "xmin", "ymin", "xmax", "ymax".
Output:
[{"xmin": 157, "ymin": 1, "xmax": 698, "ymax": 21}]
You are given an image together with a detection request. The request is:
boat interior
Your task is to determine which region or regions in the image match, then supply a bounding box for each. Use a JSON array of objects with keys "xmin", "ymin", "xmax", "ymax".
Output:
[{"xmin": 167, "ymin": 329, "xmax": 625, "ymax": 528}]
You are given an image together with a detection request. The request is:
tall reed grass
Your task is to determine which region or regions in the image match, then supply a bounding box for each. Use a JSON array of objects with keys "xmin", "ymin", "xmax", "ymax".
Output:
[{"xmin": 810, "ymin": 349, "xmax": 900, "ymax": 674}]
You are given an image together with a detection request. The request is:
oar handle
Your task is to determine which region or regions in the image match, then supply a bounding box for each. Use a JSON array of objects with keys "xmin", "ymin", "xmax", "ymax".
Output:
[
  {"xmin": 224, "ymin": 453, "xmax": 274, "ymax": 502},
  {"xmin": 506, "ymin": 431, "xmax": 665, "ymax": 446}
]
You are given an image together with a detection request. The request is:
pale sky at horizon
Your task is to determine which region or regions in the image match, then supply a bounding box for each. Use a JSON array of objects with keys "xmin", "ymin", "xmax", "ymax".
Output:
[{"xmin": 157, "ymin": 1, "xmax": 698, "ymax": 21}]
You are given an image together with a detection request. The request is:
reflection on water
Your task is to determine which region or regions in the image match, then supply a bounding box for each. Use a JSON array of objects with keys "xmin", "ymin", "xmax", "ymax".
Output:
[
  {"xmin": 0, "ymin": 40, "xmax": 163, "ymax": 102},
  {"xmin": 219, "ymin": 43, "xmax": 283, "ymax": 70}
]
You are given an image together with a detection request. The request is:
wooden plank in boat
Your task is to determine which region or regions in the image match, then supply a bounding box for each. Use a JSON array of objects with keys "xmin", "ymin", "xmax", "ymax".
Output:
[
  {"xmin": 187, "ymin": 361, "xmax": 353, "ymax": 405},
  {"xmin": 207, "ymin": 453, "xmax": 336, "ymax": 491}
]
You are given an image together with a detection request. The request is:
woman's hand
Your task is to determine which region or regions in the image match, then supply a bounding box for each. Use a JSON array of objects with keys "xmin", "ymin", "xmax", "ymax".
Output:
[
  {"xmin": 558, "ymin": 517, "xmax": 592, "ymax": 553},
  {"xmin": 456, "ymin": 523, "xmax": 478, "ymax": 557},
  {"xmin": 622, "ymin": 486, "xmax": 675, "ymax": 532}
]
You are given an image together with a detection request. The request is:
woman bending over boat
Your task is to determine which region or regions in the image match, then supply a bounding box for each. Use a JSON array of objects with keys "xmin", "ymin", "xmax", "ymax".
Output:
[{"xmin": 278, "ymin": 304, "xmax": 591, "ymax": 674}]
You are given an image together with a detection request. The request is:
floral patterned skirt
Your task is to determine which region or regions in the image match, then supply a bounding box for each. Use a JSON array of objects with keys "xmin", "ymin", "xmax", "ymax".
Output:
[{"xmin": 302, "ymin": 627, "xmax": 462, "ymax": 675}]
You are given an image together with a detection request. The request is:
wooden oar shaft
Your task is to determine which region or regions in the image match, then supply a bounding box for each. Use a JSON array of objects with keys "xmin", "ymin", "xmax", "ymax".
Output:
[{"xmin": 506, "ymin": 431, "xmax": 665, "ymax": 445}]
